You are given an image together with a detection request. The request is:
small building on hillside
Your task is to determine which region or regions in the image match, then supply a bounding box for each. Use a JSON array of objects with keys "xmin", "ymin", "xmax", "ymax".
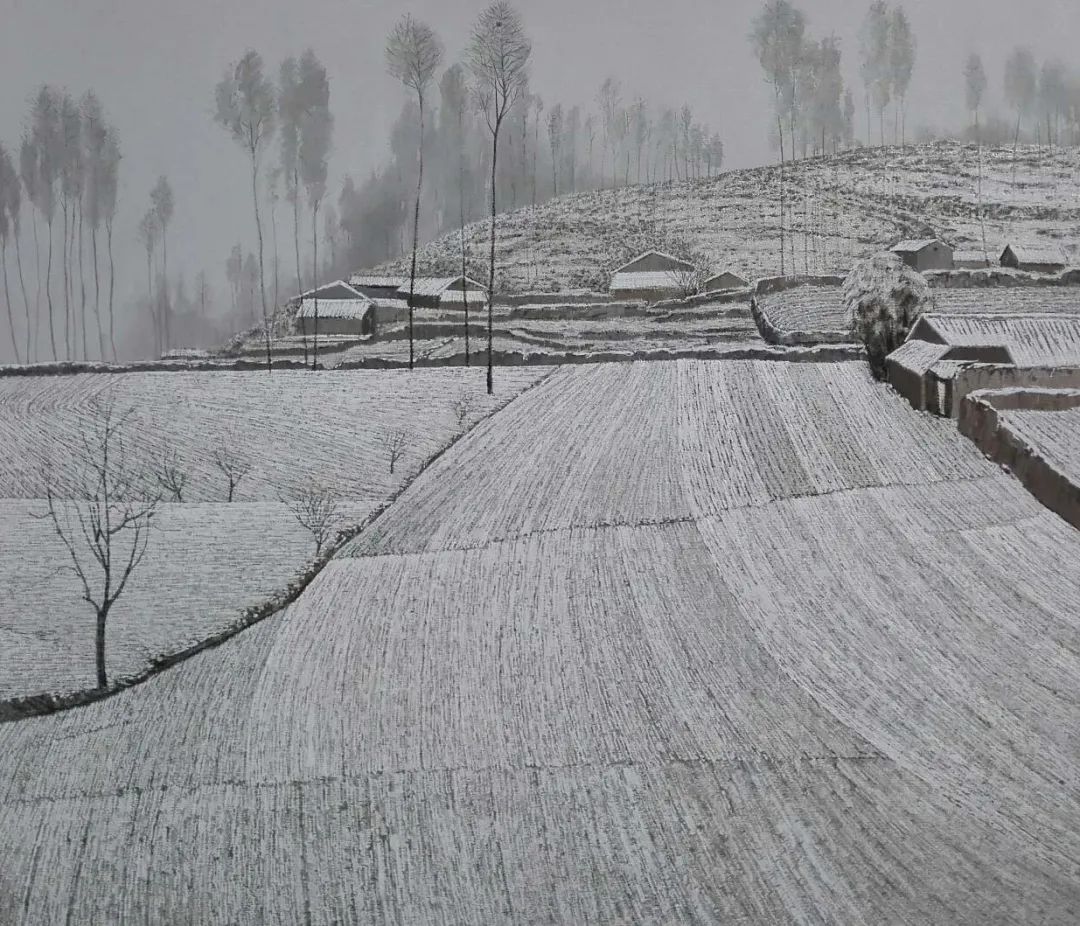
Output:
[
  {"xmin": 704, "ymin": 271, "xmax": 749, "ymax": 292},
  {"xmin": 609, "ymin": 251, "xmax": 696, "ymax": 302},
  {"xmin": 294, "ymin": 281, "xmax": 375, "ymax": 337},
  {"xmin": 999, "ymin": 244, "xmax": 1069, "ymax": 274},
  {"xmin": 889, "ymin": 311, "xmax": 1080, "ymax": 415},
  {"xmin": 349, "ymin": 274, "xmax": 407, "ymax": 300},
  {"xmin": 890, "ymin": 238, "xmax": 954, "ymax": 272},
  {"xmin": 397, "ymin": 275, "xmax": 487, "ymax": 309},
  {"xmin": 953, "ymin": 249, "xmax": 992, "ymax": 270}
]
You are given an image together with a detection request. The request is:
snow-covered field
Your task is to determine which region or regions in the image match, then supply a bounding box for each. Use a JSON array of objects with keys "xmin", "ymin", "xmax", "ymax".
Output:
[
  {"xmin": 0, "ymin": 368, "xmax": 547, "ymax": 698},
  {"xmin": 929, "ymin": 285, "xmax": 1080, "ymax": 315},
  {"xmin": 4, "ymin": 360, "xmax": 1078, "ymax": 922},
  {"xmin": 372, "ymin": 142, "xmax": 1080, "ymax": 294}
]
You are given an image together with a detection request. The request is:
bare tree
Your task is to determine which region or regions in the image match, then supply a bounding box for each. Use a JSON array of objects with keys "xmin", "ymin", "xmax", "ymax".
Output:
[
  {"xmin": 0, "ymin": 144, "xmax": 21, "ymax": 363},
  {"xmin": 888, "ymin": 6, "xmax": 916, "ymax": 147},
  {"xmin": 442, "ymin": 64, "xmax": 473, "ymax": 366},
  {"xmin": 453, "ymin": 391, "xmax": 474, "ymax": 431},
  {"xmin": 38, "ymin": 397, "xmax": 159, "ymax": 690},
  {"xmin": 212, "ymin": 434, "xmax": 252, "ymax": 502},
  {"xmin": 100, "ymin": 126, "xmax": 120, "ymax": 362},
  {"xmin": 964, "ymin": 53, "xmax": 989, "ymax": 262},
  {"xmin": 860, "ymin": 2, "xmax": 891, "ymax": 146},
  {"xmin": 380, "ymin": 429, "xmax": 408, "ymax": 475},
  {"xmin": 150, "ymin": 176, "xmax": 174, "ymax": 353},
  {"xmin": 285, "ymin": 484, "xmax": 341, "ymax": 558},
  {"xmin": 751, "ymin": 0, "xmax": 805, "ymax": 276},
  {"xmin": 137, "ymin": 210, "xmax": 159, "ymax": 354},
  {"xmin": 154, "ymin": 443, "xmax": 187, "ymax": 502},
  {"xmin": 215, "ymin": 50, "xmax": 276, "ymax": 372},
  {"xmin": 297, "ymin": 50, "xmax": 332, "ymax": 369},
  {"xmin": 30, "ymin": 86, "xmax": 61, "ymax": 361},
  {"xmin": 278, "ymin": 56, "xmax": 308, "ymax": 365},
  {"xmin": 467, "ymin": 1, "xmax": 532, "ymax": 395},
  {"xmin": 1005, "ymin": 47, "xmax": 1037, "ymax": 172},
  {"xmin": 547, "ymin": 103, "xmax": 564, "ymax": 196},
  {"xmin": 387, "ymin": 14, "xmax": 444, "ymax": 372}
]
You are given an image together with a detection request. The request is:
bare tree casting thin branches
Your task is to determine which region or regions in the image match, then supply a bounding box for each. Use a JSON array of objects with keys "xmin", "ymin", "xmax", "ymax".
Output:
[
  {"xmin": 285, "ymin": 484, "xmax": 341, "ymax": 557},
  {"xmin": 380, "ymin": 429, "xmax": 408, "ymax": 475},
  {"xmin": 212, "ymin": 433, "xmax": 252, "ymax": 502},
  {"xmin": 467, "ymin": 2, "xmax": 532, "ymax": 395},
  {"xmin": 38, "ymin": 397, "xmax": 159, "ymax": 690},
  {"xmin": 387, "ymin": 14, "xmax": 445, "ymax": 373}
]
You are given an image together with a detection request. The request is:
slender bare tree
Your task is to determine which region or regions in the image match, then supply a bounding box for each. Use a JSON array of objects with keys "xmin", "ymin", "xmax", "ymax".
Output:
[
  {"xmin": 278, "ymin": 56, "xmax": 309, "ymax": 364},
  {"xmin": 547, "ymin": 103, "xmax": 564, "ymax": 196},
  {"xmin": 212, "ymin": 433, "xmax": 252, "ymax": 502},
  {"xmin": 285, "ymin": 484, "xmax": 341, "ymax": 557},
  {"xmin": 380, "ymin": 429, "xmax": 408, "ymax": 475},
  {"xmin": 296, "ymin": 49, "xmax": 332, "ymax": 369},
  {"xmin": 215, "ymin": 50, "xmax": 276, "ymax": 371},
  {"xmin": 30, "ymin": 87, "xmax": 61, "ymax": 361},
  {"xmin": 150, "ymin": 176, "xmax": 174, "ymax": 354},
  {"xmin": 0, "ymin": 145, "xmax": 22, "ymax": 363},
  {"xmin": 137, "ymin": 211, "xmax": 159, "ymax": 353},
  {"xmin": 387, "ymin": 14, "xmax": 444, "ymax": 372},
  {"xmin": 100, "ymin": 126, "xmax": 120, "ymax": 362},
  {"xmin": 964, "ymin": 53, "xmax": 989, "ymax": 262},
  {"xmin": 39, "ymin": 396, "xmax": 159, "ymax": 690},
  {"xmin": 467, "ymin": 1, "xmax": 532, "ymax": 394}
]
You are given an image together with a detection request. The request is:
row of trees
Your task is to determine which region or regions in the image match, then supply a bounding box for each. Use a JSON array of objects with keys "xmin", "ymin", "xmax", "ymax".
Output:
[
  {"xmin": 0, "ymin": 87, "xmax": 122, "ymax": 365},
  {"xmin": 212, "ymin": 48, "xmax": 333, "ymax": 370},
  {"xmin": 335, "ymin": 73, "xmax": 726, "ymax": 277}
]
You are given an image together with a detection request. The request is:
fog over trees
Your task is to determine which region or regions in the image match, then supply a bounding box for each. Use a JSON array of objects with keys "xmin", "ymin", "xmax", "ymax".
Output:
[{"xmin": 5, "ymin": 2, "xmax": 1080, "ymax": 363}]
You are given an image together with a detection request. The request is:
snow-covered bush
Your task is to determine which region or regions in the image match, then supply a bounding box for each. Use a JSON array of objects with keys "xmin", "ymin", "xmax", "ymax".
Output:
[{"xmin": 844, "ymin": 253, "xmax": 930, "ymax": 379}]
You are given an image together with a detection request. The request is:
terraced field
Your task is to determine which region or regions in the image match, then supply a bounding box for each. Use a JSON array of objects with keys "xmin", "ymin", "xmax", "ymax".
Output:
[
  {"xmin": 755, "ymin": 284, "xmax": 850, "ymax": 338},
  {"xmin": 2, "ymin": 360, "xmax": 1079, "ymax": 923},
  {"xmin": 0, "ymin": 368, "xmax": 547, "ymax": 698},
  {"xmin": 929, "ymin": 284, "xmax": 1080, "ymax": 315}
]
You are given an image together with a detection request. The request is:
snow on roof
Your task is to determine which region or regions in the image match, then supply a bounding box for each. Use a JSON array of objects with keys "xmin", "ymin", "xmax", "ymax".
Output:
[
  {"xmin": 705, "ymin": 271, "xmax": 748, "ymax": 286},
  {"xmin": 612, "ymin": 250, "xmax": 695, "ymax": 274},
  {"xmin": 609, "ymin": 271, "xmax": 689, "ymax": 292},
  {"xmin": 349, "ymin": 274, "xmax": 407, "ymax": 289},
  {"xmin": 887, "ymin": 338, "xmax": 952, "ymax": 375},
  {"xmin": 297, "ymin": 279, "xmax": 365, "ymax": 300},
  {"xmin": 953, "ymin": 250, "xmax": 991, "ymax": 264},
  {"xmin": 397, "ymin": 276, "xmax": 487, "ymax": 298},
  {"xmin": 1001, "ymin": 244, "xmax": 1069, "ymax": 266},
  {"xmin": 296, "ymin": 297, "xmax": 373, "ymax": 320},
  {"xmin": 891, "ymin": 238, "xmax": 948, "ymax": 254},
  {"xmin": 912, "ymin": 312, "xmax": 1080, "ymax": 366}
]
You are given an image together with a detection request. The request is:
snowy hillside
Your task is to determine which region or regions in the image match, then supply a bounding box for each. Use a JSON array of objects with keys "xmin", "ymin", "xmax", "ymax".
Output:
[{"xmin": 371, "ymin": 142, "xmax": 1080, "ymax": 293}]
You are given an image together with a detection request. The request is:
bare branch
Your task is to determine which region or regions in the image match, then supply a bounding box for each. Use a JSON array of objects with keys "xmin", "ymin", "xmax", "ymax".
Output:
[{"xmin": 284, "ymin": 484, "xmax": 341, "ymax": 558}]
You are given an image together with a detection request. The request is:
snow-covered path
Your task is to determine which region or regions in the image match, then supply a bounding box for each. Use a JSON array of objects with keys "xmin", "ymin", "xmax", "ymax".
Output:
[{"xmin": 2, "ymin": 360, "xmax": 1079, "ymax": 924}]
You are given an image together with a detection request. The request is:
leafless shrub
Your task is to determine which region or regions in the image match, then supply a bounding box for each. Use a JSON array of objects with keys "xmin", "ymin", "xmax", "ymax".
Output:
[
  {"xmin": 212, "ymin": 433, "xmax": 252, "ymax": 502},
  {"xmin": 154, "ymin": 443, "xmax": 188, "ymax": 502},
  {"xmin": 453, "ymin": 391, "xmax": 475, "ymax": 431},
  {"xmin": 285, "ymin": 484, "xmax": 341, "ymax": 557},
  {"xmin": 380, "ymin": 429, "xmax": 408, "ymax": 475},
  {"xmin": 37, "ymin": 396, "xmax": 160, "ymax": 690}
]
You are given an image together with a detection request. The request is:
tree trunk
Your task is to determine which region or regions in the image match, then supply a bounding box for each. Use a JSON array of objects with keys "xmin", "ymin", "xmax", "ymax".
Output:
[
  {"xmin": 1, "ymin": 243, "xmax": 20, "ymax": 363},
  {"xmin": 30, "ymin": 209, "xmax": 42, "ymax": 362},
  {"xmin": 407, "ymin": 97, "xmax": 426, "ymax": 373},
  {"xmin": 78, "ymin": 203, "xmax": 88, "ymax": 360},
  {"xmin": 292, "ymin": 177, "xmax": 308, "ymax": 365},
  {"xmin": 62, "ymin": 201, "xmax": 71, "ymax": 360},
  {"xmin": 96, "ymin": 605, "xmax": 108, "ymax": 690},
  {"xmin": 460, "ymin": 125, "xmax": 471, "ymax": 368},
  {"xmin": 270, "ymin": 197, "xmax": 280, "ymax": 318},
  {"xmin": 106, "ymin": 219, "xmax": 116, "ymax": 361},
  {"xmin": 487, "ymin": 122, "xmax": 499, "ymax": 396},
  {"xmin": 776, "ymin": 109, "xmax": 786, "ymax": 277},
  {"xmin": 161, "ymin": 227, "xmax": 170, "ymax": 354},
  {"xmin": 312, "ymin": 201, "xmax": 320, "ymax": 370},
  {"xmin": 249, "ymin": 152, "xmax": 271, "ymax": 373},
  {"xmin": 14, "ymin": 229, "xmax": 32, "ymax": 363},
  {"xmin": 145, "ymin": 248, "xmax": 154, "ymax": 354},
  {"xmin": 91, "ymin": 225, "xmax": 105, "ymax": 361},
  {"xmin": 45, "ymin": 218, "xmax": 57, "ymax": 361}
]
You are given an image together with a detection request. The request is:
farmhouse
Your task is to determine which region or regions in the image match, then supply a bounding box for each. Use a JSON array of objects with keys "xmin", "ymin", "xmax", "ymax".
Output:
[
  {"xmin": 953, "ymin": 249, "xmax": 992, "ymax": 270},
  {"xmin": 349, "ymin": 274, "xmax": 406, "ymax": 300},
  {"xmin": 890, "ymin": 238, "xmax": 954, "ymax": 272},
  {"xmin": 999, "ymin": 244, "xmax": 1069, "ymax": 274},
  {"xmin": 295, "ymin": 281, "xmax": 375, "ymax": 337},
  {"xmin": 397, "ymin": 275, "xmax": 487, "ymax": 309},
  {"xmin": 704, "ymin": 271, "xmax": 749, "ymax": 292},
  {"xmin": 609, "ymin": 250, "xmax": 697, "ymax": 302},
  {"xmin": 891, "ymin": 312, "xmax": 1080, "ymax": 415}
]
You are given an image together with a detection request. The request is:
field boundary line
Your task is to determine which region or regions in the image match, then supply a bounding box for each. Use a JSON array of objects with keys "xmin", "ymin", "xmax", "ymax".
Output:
[{"xmin": 0, "ymin": 368, "xmax": 560, "ymax": 725}]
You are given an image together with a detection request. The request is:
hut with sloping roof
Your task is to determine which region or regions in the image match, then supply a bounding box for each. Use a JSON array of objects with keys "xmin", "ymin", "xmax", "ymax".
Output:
[
  {"xmin": 703, "ymin": 271, "xmax": 749, "ymax": 293},
  {"xmin": 294, "ymin": 281, "xmax": 375, "ymax": 336},
  {"xmin": 907, "ymin": 312, "xmax": 1080, "ymax": 366},
  {"xmin": 349, "ymin": 274, "xmax": 407, "ymax": 300},
  {"xmin": 999, "ymin": 244, "xmax": 1069, "ymax": 274},
  {"xmin": 890, "ymin": 238, "xmax": 954, "ymax": 272},
  {"xmin": 397, "ymin": 275, "xmax": 487, "ymax": 309},
  {"xmin": 609, "ymin": 251, "xmax": 697, "ymax": 302}
]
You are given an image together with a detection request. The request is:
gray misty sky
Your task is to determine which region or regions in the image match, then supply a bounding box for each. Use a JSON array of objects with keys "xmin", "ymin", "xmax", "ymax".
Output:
[{"xmin": 3, "ymin": 0, "xmax": 1080, "ymax": 309}]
